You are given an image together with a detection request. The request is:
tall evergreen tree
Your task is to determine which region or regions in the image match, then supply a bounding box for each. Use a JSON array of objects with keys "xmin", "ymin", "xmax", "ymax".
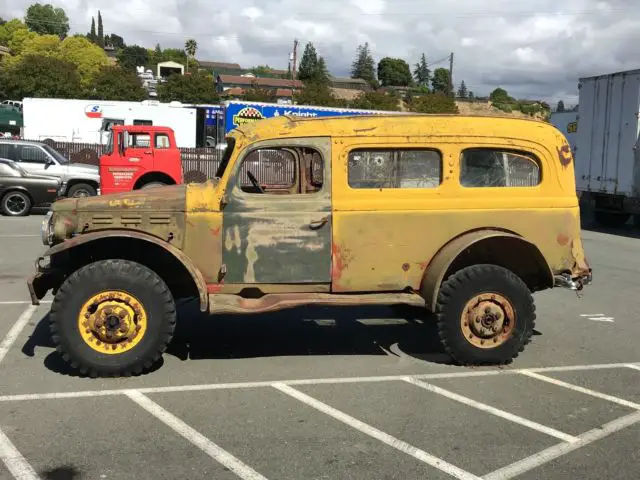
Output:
[
  {"xmin": 432, "ymin": 68, "xmax": 450, "ymax": 94},
  {"xmin": 413, "ymin": 53, "xmax": 431, "ymax": 88},
  {"xmin": 556, "ymin": 100, "xmax": 565, "ymax": 112},
  {"xmin": 298, "ymin": 42, "xmax": 319, "ymax": 82},
  {"xmin": 314, "ymin": 56, "xmax": 330, "ymax": 84},
  {"xmin": 351, "ymin": 43, "xmax": 375, "ymax": 85},
  {"xmin": 89, "ymin": 17, "xmax": 96, "ymax": 43},
  {"xmin": 468, "ymin": 91, "xmax": 475, "ymax": 100},
  {"xmin": 97, "ymin": 11, "xmax": 104, "ymax": 48},
  {"xmin": 457, "ymin": 80, "xmax": 468, "ymax": 99}
]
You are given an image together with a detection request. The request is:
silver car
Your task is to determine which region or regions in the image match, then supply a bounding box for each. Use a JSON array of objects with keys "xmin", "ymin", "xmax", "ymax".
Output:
[{"xmin": 0, "ymin": 140, "xmax": 100, "ymax": 197}]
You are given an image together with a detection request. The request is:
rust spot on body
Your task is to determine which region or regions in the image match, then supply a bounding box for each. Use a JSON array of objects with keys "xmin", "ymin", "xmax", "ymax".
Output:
[
  {"xmin": 210, "ymin": 225, "xmax": 221, "ymax": 236},
  {"xmin": 557, "ymin": 144, "xmax": 572, "ymax": 166},
  {"xmin": 557, "ymin": 233, "xmax": 570, "ymax": 246},
  {"xmin": 331, "ymin": 243, "xmax": 353, "ymax": 287},
  {"xmin": 402, "ymin": 263, "xmax": 410, "ymax": 272}
]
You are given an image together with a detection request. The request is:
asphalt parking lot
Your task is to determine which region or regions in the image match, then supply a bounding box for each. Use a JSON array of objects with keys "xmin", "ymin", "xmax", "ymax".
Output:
[{"xmin": 0, "ymin": 213, "xmax": 638, "ymax": 480}]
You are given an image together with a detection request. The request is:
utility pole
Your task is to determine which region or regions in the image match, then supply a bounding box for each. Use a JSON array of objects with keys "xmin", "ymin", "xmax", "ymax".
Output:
[
  {"xmin": 292, "ymin": 39, "xmax": 299, "ymax": 81},
  {"xmin": 448, "ymin": 52, "xmax": 454, "ymax": 98}
]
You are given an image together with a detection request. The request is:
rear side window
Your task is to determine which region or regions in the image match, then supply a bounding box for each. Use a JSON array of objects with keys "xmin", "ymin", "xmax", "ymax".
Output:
[
  {"xmin": 155, "ymin": 134, "xmax": 170, "ymax": 149},
  {"xmin": 348, "ymin": 149, "xmax": 442, "ymax": 189},
  {"xmin": 460, "ymin": 149, "xmax": 541, "ymax": 188},
  {"xmin": 0, "ymin": 143, "xmax": 15, "ymax": 160}
]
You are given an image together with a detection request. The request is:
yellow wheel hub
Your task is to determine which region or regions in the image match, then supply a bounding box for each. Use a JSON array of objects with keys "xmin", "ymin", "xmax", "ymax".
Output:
[{"xmin": 77, "ymin": 291, "xmax": 147, "ymax": 355}]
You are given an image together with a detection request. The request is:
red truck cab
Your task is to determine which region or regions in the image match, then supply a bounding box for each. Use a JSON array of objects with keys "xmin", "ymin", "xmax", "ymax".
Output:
[{"xmin": 99, "ymin": 125, "xmax": 183, "ymax": 195}]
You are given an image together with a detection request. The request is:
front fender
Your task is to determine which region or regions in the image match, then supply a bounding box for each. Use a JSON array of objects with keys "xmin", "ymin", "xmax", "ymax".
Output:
[{"xmin": 31, "ymin": 230, "xmax": 209, "ymax": 311}]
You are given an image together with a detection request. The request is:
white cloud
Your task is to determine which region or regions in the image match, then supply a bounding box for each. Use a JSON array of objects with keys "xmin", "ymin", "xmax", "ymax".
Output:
[{"xmin": 4, "ymin": 0, "xmax": 640, "ymax": 104}]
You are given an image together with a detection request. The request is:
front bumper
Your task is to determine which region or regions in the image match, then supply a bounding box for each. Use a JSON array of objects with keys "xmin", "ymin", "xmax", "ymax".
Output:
[
  {"xmin": 554, "ymin": 271, "xmax": 593, "ymax": 291},
  {"xmin": 27, "ymin": 257, "xmax": 62, "ymax": 306}
]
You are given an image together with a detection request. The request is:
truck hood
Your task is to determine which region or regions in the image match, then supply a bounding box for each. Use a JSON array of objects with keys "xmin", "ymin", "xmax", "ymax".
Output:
[{"xmin": 54, "ymin": 183, "xmax": 188, "ymax": 213}]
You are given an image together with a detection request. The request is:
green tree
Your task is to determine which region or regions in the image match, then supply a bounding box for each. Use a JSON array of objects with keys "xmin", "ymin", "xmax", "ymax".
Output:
[
  {"xmin": 313, "ymin": 56, "xmax": 330, "ymax": 84},
  {"xmin": 89, "ymin": 65, "xmax": 146, "ymax": 100},
  {"xmin": 298, "ymin": 42, "xmax": 319, "ymax": 82},
  {"xmin": 97, "ymin": 11, "xmax": 104, "ymax": 48},
  {"xmin": 184, "ymin": 38, "xmax": 197, "ymax": 73},
  {"xmin": 377, "ymin": 57, "xmax": 412, "ymax": 87},
  {"xmin": 294, "ymin": 82, "xmax": 344, "ymax": 107},
  {"xmin": 105, "ymin": 33, "xmax": 124, "ymax": 49},
  {"xmin": 409, "ymin": 92, "xmax": 459, "ymax": 114},
  {"xmin": 88, "ymin": 17, "xmax": 96, "ymax": 43},
  {"xmin": 0, "ymin": 19, "xmax": 35, "ymax": 53},
  {"xmin": 117, "ymin": 45, "xmax": 149, "ymax": 70},
  {"xmin": 157, "ymin": 71, "xmax": 218, "ymax": 103},
  {"xmin": 349, "ymin": 91, "xmax": 399, "ymax": 111},
  {"xmin": 250, "ymin": 65, "xmax": 272, "ymax": 76},
  {"xmin": 413, "ymin": 53, "xmax": 431, "ymax": 89},
  {"xmin": 58, "ymin": 35, "xmax": 110, "ymax": 86},
  {"xmin": 556, "ymin": 100, "xmax": 565, "ymax": 112},
  {"xmin": 24, "ymin": 3, "xmax": 69, "ymax": 37},
  {"xmin": 468, "ymin": 91, "xmax": 475, "ymax": 100},
  {"xmin": 242, "ymin": 85, "xmax": 276, "ymax": 103},
  {"xmin": 0, "ymin": 18, "xmax": 6, "ymax": 27},
  {"xmin": 286, "ymin": 63, "xmax": 292, "ymax": 80},
  {"xmin": 489, "ymin": 87, "xmax": 511, "ymax": 103},
  {"xmin": 457, "ymin": 80, "xmax": 468, "ymax": 99},
  {"xmin": 431, "ymin": 67, "xmax": 450, "ymax": 94},
  {"xmin": 0, "ymin": 54, "xmax": 82, "ymax": 98},
  {"xmin": 351, "ymin": 43, "xmax": 376, "ymax": 85}
]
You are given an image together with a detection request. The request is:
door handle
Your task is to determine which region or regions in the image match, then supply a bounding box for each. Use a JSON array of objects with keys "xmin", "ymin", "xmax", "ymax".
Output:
[
  {"xmin": 309, "ymin": 216, "xmax": 329, "ymax": 230},
  {"xmin": 143, "ymin": 151, "xmax": 152, "ymax": 155}
]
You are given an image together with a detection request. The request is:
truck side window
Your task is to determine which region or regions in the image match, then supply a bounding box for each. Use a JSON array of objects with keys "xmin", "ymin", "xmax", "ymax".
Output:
[
  {"xmin": 238, "ymin": 148, "xmax": 298, "ymax": 195},
  {"xmin": 18, "ymin": 146, "xmax": 50, "ymax": 164},
  {"xmin": 348, "ymin": 149, "xmax": 442, "ymax": 189},
  {"xmin": 460, "ymin": 149, "xmax": 541, "ymax": 188},
  {"xmin": 155, "ymin": 134, "xmax": 170, "ymax": 149},
  {"xmin": 127, "ymin": 133, "xmax": 151, "ymax": 149}
]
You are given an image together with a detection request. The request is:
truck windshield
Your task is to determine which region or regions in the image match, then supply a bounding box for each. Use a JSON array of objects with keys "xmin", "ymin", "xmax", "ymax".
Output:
[{"xmin": 214, "ymin": 137, "xmax": 236, "ymax": 178}]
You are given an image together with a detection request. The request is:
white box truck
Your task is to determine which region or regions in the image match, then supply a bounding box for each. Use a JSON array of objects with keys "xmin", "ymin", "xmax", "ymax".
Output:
[
  {"xmin": 550, "ymin": 111, "xmax": 578, "ymax": 153},
  {"xmin": 575, "ymin": 69, "xmax": 640, "ymax": 228},
  {"xmin": 21, "ymin": 98, "xmax": 199, "ymax": 148}
]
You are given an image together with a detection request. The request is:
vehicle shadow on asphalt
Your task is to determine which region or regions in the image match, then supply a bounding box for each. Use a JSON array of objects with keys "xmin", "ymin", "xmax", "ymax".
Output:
[{"xmin": 21, "ymin": 302, "xmax": 450, "ymax": 377}]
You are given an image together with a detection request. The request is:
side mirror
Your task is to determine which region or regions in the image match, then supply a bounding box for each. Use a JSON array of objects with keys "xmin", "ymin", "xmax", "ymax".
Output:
[{"xmin": 44, "ymin": 158, "xmax": 54, "ymax": 169}]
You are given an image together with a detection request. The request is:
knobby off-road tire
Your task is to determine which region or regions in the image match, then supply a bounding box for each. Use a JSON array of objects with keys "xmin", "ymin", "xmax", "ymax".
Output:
[
  {"xmin": 50, "ymin": 259, "xmax": 176, "ymax": 377},
  {"xmin": 436, "ymin": 264, "xmax": 535, "ymax": 365}
]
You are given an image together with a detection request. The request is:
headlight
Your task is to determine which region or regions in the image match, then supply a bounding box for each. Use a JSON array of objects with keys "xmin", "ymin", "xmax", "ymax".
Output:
[{"xmin": 41, "ymin": 211, "xmax": 54, "ymax": 246}]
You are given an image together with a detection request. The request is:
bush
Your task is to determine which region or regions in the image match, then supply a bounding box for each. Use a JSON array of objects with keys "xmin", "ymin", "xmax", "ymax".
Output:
[{"xmin": 409, "ymin": 92, "xmax": 459, "ymax": 114}]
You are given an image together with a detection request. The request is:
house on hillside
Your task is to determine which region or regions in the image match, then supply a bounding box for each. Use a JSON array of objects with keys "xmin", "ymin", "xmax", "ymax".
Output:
[
  {"xmin": 216, "ymin": 75, "xmax": 303, "ymax": 95},
  {"xmin": 157, "ymin": 61, "xmax": 184, "ymax": 79},
  {"xmin": 199, "ymin": 61, "xmax": 246, "ymax": 76},
  {"xmin": 330, "ymin": 77, "xmax": 370, "ymax": 91}
]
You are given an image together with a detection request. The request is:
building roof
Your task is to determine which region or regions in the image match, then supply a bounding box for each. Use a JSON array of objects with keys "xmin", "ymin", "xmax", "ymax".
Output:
[
  {"xmin": 331, "ymin": 76, "xmax": 368, "ymax": 84},
  {"xmin": 158, "ymin": 60, "xmax": 184, "ymax": 68},
  {"xmin": 275, "ymin": 89, "xmax": 293, "ymax": 97},
  {"xmin": 221, "ymin": 87, "xmax": 245, "ymax": 96},
  {"xmin": 199, "ymin": 61, "xmax": 242, "ymax": 70},
  {"xmin": 218, "ymin": 74, "xmax": 303, "ymax": 89}
]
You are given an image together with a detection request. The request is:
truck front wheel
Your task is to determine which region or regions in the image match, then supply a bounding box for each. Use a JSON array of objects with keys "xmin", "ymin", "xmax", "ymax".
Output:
[
  {"xmin": 50, "ymin": 260, "xmax": 176, "ymax": 377},
  {"xmin": 140, "ymin": 182, "xmax": 167, "ymax": 190},
  {"xmin": 435, "ymin": 264, "xmax": 535, "ymax": 365},
  {"xmin": 67, "ymin": 183, "xmax": 97, "ymax": 198}
]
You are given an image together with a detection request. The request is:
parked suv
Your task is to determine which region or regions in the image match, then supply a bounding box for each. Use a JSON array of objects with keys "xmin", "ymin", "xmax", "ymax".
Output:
[
  {"xmin": 0, "ymin": 139, "xmax": 100, "ymax": 197},
  {"xmin": 28, "ymin": 114, "xmax": 592, "ymax": 377}
]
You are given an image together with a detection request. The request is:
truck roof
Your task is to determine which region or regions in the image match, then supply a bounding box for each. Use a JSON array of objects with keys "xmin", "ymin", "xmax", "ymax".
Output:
[
  {"xmin": 231, "ymin": 114, "xmax": 559, "ymax": 145},
  {"xmin": 112, "ymin": 125, "xmax": 175, "ymax": 133}
]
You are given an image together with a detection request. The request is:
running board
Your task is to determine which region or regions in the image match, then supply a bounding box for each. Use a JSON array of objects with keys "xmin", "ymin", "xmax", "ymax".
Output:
[{"xmin": 208, "ymin": 292, "xmax": 425, "ymax": 315}]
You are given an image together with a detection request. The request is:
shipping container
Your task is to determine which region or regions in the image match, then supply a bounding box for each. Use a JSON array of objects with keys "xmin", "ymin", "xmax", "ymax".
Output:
[{"xmin": 575, "ymin": 69, "xmax": 640, "ymax": 227}]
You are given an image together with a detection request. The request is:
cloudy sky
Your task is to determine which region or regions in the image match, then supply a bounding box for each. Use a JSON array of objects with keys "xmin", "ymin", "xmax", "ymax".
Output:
[{"xmin": 2, "ymin": 0, "xmax": 640, "ymax": 104}]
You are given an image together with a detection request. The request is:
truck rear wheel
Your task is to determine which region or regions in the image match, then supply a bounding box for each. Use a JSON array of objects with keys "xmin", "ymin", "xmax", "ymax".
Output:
[
  {"xmin": 435, "ymin": 264, "xmax": 535, "ymax": 365},
  {"xmin": 594, "ymin": 211, "xmax": 630, "ymax": 228},
  {"xmin": 50, "ymin": 260, "xmax": 176, "ymax": 377},
  {"xmin": 140, "ymin": 182, "xmax": 167, "ymax": 189}
]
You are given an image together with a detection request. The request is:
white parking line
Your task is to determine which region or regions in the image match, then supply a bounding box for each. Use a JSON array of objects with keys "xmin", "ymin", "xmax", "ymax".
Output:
[
  {"xmin": 272, "ymin": 383, "xmax": 482, "ymax": 480},
  {"xmin": 484, "ymin": 411, "xmax": 640, "ymax": 480},
  {"xmin": 0, "ymin": 302, "xmax": 51, "ymax": 306},
  {"xmin": 519, "ymin": 371, "xmax": 640, "ymax": 410},
  {"xmin": 0, "ymin": 427, "xmax": 39, "ymax": 480},
  {"xmin": 403, "ymin": 377, "xmax": 578, "ymax": 443},
  {"xmin": 126, "ymin": 391, "xmax": 268, "ymax": 480},
  {"xmin": 0, "ymin": 306, "xmax": 38, "ymax": 366},
  {"xmin": 625, "ymin": 364, "xmax": 640, "ymax": 372},
  {"xmin": 0, "ymin": 361, "xmax": 637, "ymax": 403}
]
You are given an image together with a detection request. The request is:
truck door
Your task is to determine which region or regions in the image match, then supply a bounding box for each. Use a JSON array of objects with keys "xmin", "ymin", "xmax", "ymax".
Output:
[
  {"xmin": 221, "ymin": 137, "xmax": 332, "ymax": 284},
  {"xmin": 152, "ymin": 131, "xmax": 181, "ymax": 183}
]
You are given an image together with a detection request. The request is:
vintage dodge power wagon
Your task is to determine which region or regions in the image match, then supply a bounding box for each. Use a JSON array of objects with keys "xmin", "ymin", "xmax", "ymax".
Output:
[{"xmin": 28, "ymin": 114, "xmax": 592, "ymax": 377}]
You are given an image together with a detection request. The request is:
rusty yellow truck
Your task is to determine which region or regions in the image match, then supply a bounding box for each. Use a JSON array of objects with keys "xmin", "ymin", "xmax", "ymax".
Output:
[{"xmin": 29, "ymin": 114, "xmax": 592, "ymax": 377}]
